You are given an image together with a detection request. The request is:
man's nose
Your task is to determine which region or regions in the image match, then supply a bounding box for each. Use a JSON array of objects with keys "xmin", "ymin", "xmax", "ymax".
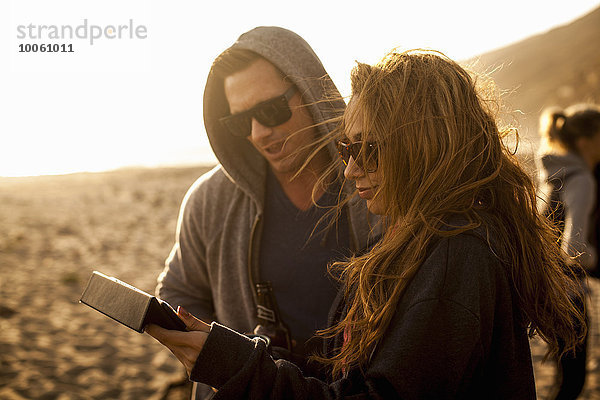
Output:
[
  {"xmin": 249, "ymin": 118, "xmax": 273, "ymax": 141},
  {"xmin": 344, "ymin": 156, "xmax": 365, "ymax": 180}
]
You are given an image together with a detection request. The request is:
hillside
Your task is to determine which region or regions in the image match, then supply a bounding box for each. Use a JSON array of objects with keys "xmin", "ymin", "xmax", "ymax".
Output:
[{"xmin": 466, "ymin": 6, "xmax": 600, "ymax": 151}]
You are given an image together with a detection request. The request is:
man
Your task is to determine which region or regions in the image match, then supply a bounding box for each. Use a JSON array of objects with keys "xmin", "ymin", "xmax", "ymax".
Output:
[{"xmin": 155, "ymin": 26, "xmax": 378, "ymax": 399}]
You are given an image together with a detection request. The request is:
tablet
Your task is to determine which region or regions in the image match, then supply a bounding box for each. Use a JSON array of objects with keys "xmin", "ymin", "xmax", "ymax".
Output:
[{"xmin": 80, "ymin": 271, "xmax": 187, "ymax": 333}]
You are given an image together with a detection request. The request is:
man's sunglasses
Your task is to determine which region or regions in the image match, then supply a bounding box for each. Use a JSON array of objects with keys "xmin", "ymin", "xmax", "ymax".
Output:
[
  {"xmin": 336, "ymin": 140, "xmax": 378, "ymax": 173},
  {"xmin": 219, "ymin": 86, "xmax": 297, "ymax": 137}
]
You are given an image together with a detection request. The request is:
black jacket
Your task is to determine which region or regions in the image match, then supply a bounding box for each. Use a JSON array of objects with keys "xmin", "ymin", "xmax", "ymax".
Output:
[{"xmin": 190, "ymin": 229, "xmax": 536, "ymax": 399}]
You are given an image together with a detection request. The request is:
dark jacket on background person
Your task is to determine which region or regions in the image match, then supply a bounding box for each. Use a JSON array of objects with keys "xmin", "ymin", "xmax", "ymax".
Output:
[
  {"xmin": 538, "ymin": 152, "xmax": 597, "ymax": 270},
  {"xmin": 189, "ymin": 227, "xmax": 536, "ymax": 400},
  {"xmin": 591, "ymin": 163, "xmax": 600, "ymax": 277},
  {"xmin": 155, "ymin": 26, "xmax": 379, "ymax": 399},
  {"xmin": 538, "ymin": 152, "xmax": 594, "ymax": 399}
]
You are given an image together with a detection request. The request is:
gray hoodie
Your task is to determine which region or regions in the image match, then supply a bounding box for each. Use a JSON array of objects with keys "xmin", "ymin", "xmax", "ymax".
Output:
[
  {"xmin": 538, "ymin": 152, "xmax": 597, "ymax": 269},
  {"xmin": 155, "ymin": 25, "xmax": 379, "ymax": 383}
]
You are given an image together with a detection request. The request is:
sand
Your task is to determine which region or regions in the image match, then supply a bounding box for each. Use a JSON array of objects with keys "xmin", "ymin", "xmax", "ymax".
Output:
[
  {"xmin": 0, "ymin": 166, "xmax": 208, "ymax": 399},
  {"xmin": 0, "ymin": 165, "xmax": 598, "ymax": 399}
]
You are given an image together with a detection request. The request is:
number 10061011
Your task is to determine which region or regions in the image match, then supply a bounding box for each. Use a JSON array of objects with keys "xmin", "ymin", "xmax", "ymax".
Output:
[{"xmin": 19, "ymin": 43, "xmax": 74, "ymax": 53}]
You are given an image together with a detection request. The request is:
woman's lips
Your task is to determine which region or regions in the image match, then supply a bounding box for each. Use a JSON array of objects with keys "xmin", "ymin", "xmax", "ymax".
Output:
[{"xmin": 357, "ymin": 186, "xmax": 377, "ymax": 199}]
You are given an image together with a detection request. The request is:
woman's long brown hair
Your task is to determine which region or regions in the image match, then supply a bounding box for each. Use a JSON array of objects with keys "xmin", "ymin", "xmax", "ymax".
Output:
[{"xmin": 315, "ymin": 50, "xmax": 585, "ymax": 377}]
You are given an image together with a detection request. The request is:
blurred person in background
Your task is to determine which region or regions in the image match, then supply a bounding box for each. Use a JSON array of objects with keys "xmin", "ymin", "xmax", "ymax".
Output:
[
  {"xmin": 537, "ymin": 104, "xmax": 600, "ymax": 399},
  {"xmin": 148, "ymin": 50, "xmax": 585, "ymax": 399},
  {"xmin": 154, "ymin": 26, "xmax": 379, "ymax": 399},
  {"xmin": 592, "ymin": 163, "xmax": 600, "ymax": 278}
]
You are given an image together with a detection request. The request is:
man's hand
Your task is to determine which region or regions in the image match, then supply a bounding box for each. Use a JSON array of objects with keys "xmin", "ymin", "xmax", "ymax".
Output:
[{"xmin": 146, "ymin": 306, "xmax": 211, "ymax": 375}]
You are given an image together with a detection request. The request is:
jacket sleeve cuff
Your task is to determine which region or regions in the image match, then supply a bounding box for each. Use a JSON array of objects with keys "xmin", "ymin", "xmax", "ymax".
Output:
[{"xmin": 190, "ymin": 322, "xmax": 263, "ymax": 388}]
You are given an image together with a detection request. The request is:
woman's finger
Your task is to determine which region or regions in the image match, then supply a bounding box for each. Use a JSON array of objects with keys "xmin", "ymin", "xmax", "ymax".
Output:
[
  {"xmin": 145, "ymin": 323, "xmax": 169, "ymax": 343},
  {"xmin": 177, "ymin": 306, "xmax": 211, "ymax": 332},
  {"xmin": 147, "ymin": 325, "xmax": 209, "ymax": 351},
  {"xmin": 146, "ymin": 324, "xmax": 192, "ymax": 347}
]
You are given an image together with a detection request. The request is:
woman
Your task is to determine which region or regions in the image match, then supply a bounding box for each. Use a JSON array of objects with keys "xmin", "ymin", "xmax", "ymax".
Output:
[
  {"xmin": 537, "ymin": 104, "xmax": 600, "ymax": 399},
  {"xmin": 538, "ymin": 105, "xmax": 600, "ymax": 272},
  {"xmin": 148, "ymin": 50, "xmax": 585, "ymax": 399}
]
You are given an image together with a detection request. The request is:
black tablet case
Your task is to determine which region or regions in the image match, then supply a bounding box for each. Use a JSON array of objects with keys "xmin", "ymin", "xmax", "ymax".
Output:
[{"xmin": 80, "ymin": 271, "xmax": 187, "ymax": 333}]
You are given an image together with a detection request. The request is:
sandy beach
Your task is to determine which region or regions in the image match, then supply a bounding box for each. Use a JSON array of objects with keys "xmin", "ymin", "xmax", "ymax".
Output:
[{"xmin": 0, "ymin": 165, "xmax": 598, "ymax": 399}]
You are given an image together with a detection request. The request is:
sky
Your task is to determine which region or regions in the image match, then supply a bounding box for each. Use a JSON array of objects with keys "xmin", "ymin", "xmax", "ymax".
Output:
[{"xmin": 1, "ymin": 0, "xmax": 599, "ymax": 177}]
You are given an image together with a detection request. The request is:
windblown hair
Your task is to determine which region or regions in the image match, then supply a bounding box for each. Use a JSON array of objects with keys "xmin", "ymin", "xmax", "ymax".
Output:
[
  {"xmin": 539, "ymin": 104, "xmax": 600, "ymax": 154},
  {"xmin": 317, "ymin": 50, "xmax": 585, "ymax": 377}
]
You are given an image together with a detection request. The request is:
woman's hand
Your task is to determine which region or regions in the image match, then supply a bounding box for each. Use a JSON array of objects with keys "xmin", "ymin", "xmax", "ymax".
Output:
[{"xmin": 146, "ymin": 307, "xmax": 211, "ymax": 375}]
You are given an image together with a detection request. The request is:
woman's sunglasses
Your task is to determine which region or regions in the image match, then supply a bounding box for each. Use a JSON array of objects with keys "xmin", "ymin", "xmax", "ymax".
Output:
[
  {"xmin": 219, "ymin": 86, "xmax": 297, "ymax": 137},
  {"xmin": 336, "ymin": 140, "xmax": 378, "ymax": 173}
]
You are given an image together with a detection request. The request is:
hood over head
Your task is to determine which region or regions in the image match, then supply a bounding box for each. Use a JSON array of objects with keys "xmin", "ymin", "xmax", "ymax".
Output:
[
  {"xmin": 203, "ymin": 26, "xmax": 345, "ymax": 207},
  {"xmin": 539, "ymin": 152, "xmax": 588, "ymax": 184}
]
